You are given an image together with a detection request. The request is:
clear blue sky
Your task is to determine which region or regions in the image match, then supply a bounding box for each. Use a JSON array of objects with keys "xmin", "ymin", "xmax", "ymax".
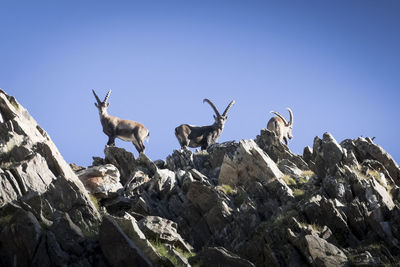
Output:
[{"xmin": 1, "ymin": 0, "xmax": 399, "ymax": 167}]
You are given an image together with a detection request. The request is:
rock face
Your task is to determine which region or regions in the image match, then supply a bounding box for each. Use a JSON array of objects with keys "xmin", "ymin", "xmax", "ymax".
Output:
[
  {"xmin": 1, "ymin": 90, "xmax": 400, "ymax": 267},
  {"xmin": 76, "ymin": 164, "xmax": 123, "ymax": 198}
]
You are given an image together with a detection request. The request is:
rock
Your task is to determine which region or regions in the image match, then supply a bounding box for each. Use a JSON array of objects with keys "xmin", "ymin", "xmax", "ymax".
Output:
[
  {"xmin": 104, "ymin": 146, "xmax": 136, "ymax": 185},
  {"xmin": 342, "ymin": 137, "xmax": 400, "ymax": 186},
  {"xmin": 49, "ymin": 212, "xmax": 85, "ymax": 256},
  {"xmin": 255, "ymin": 129, "xmax": 308, "ymax": 169},
  {"xmin": 138, "ymin": 215, "xmax": 193, "ymax": 253},
  {"xmin": 189, "ymin": 246, "xmax": 255, "ymax": 267},
  {"xmin": 166, "ymin": 148, "xmax": 195, "ymax": 171},
  {"xmin": 278, "ymin": 159, "xmax": 303, "ymax": 177},
  {"xmin": 0, "ymin": 90, "xmax": 100, "ymax": 230},
  {"xmin": 100, "ymin": 215, "xmax": 152, "ymax": 267},
  {"xmin": 125, "ymin": 170, "xmax": 151, "ymax": 194},
  {"xmin": 70, "ymin": 163, "xmax": 86, "ymax": 172},
  {"xmin": 207, "ymin": 141, "xmax": 240, "ymax": 169},
  {"xmin": 312, "ymin": 132, "xmax": 345, "ymax": 177},
  {"xmin": 0, "ymin": 210, "xmax": 42, "ymax": 267},
  {"xmin": 76, "ymin": 164, "xmax": 123, "ymax": 198},
  {"xmin": 113, "ymin": 213, "xmax": 169, "ymax": 266},
  {"xmin": 218, "ymin": 139, "xmax": 284, "ymax": 187},
  {"xmin": 288, "ymin": 229, "xmax": 348, "ymax": 267},
  {"xmin": 301, "ymin": 195, "xmax": 356, "ymax": 246}
]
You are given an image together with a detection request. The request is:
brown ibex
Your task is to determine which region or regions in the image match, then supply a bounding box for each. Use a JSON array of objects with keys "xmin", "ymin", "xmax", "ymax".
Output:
[
  {"xmin": 175, "ymin": 99, "xmax": 235, "ymax": 150},
  {"xmin": 267, "ymin": 108, "xmax": 294, "ymax": 145},
  {"xmin": 92, "ymin": 89, "xmax": 149, "ymax": 154}
]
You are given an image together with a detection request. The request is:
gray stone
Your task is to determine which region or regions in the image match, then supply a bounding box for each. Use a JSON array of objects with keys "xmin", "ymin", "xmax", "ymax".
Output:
[
  {"xmin": 312, "ymin": 133, "xmax": 345, "ymax": 177},
  {"xmin": 0, "ymin": 90, "xmax": 100, "ymax": 229},
  {"xmin": 255, "ymin": 129, "xmax": 308, "ymax": 169},
  {"xmin": 138, "ymin": 215, "xmax": 193, "ymax": 253},
  {"xmin": 288, "ymin": 229, "xmax": 348, "ymax": 267},
  {"xmin": 76, "ymin": 164, "xmax": 123, "ymax": 198},
  {"xmin": 189, "ymin": 246, "xmax": 255, "ymax": 267},
  {"xmin": 104, "ymin": 146, "xmax": 136, "ymax": 185},
  {"xmin": 0, "ymin": 210, "xmax": 42, "ymax": 267},
  {"xmin": 218, "ymin": 139, "xmax": 284, "ymax": 187},
  {"xmin": 100, "ymin": 215, "xmax": 152, "ymax": 267}
]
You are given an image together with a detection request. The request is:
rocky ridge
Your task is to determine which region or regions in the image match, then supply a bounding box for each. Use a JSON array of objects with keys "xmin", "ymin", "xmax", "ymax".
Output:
[{"xmin": 1, "ymin": 90, "xmax": 400, "ymax": 266}]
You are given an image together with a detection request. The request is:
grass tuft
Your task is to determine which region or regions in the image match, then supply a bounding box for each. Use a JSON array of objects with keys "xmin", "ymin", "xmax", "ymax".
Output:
[
  {"xmin": 221, "ymin": 184, "xmax": 236, "ymax": 195},
  {"xmin": 282, "ymin": 175, "xmax": 296, "ymax": 186}
]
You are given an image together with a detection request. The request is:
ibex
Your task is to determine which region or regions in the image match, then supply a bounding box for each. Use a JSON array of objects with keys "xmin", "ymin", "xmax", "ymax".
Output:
[
  {"xmin": 92, "ymin": 89, "xmax": 149, "ymax": 154},
  {"xmin": 267, "ymin": 108, "xmax": 294, "ymax": 145},
  {"xmin": 175, "ymin": 99, "xmax": 235, "ymax": 150}
]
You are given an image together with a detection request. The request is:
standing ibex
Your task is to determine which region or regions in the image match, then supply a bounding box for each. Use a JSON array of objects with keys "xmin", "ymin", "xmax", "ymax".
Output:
[
  {"xmin": 92, "ymin": 89, "xmax": 149, "ymax": 154},
  {"xmin": 267, "ymin": 108, "xmax": 294, "ymax": 145},
  {"xmin": 175, "ymin": 99, "xmax": 235, "ymax": 150}
]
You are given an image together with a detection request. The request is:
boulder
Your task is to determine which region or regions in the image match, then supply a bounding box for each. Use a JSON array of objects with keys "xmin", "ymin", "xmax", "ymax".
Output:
[
  {"xmin": 218, "ymin": 139, "xmax": 284, "ymax": 187},
  {"xmin": 255, "ymin": 129, "xmax": 308, "ymax": 169},
  {"xmin": 189, "ymin": 246, "xmax": 255, "ymax": 267},
  {"xmin": 341, "ymin": 137, "xmax": 400, "ymax": 186},
  {"xmin": 0, "ymin": 210, "xmax": 42, "ymax": 267},
  {"xmin": 312, "ymin": 133, "xmax": 345, "ymax": 178},
  {"xmin": 138, "ymin": 215, "xmax": 193, "ymax": 253},
  {"xmin": 76, "ymin": 164, "xmax": 123, "ymax": 198},
  {"xmin": 100, "ymin": 215, "xmax": 152, "ymax": 267},
  {"xmin": 288, "ymin": 229, "xmax": 348, "ymax": 267},
  {"xmin": 104, "ymin": 146, "xmax": 136, "ymax": 185}
]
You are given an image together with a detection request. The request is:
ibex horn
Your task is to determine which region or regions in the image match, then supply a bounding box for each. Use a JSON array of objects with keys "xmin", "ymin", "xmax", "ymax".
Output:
[
  {"xmin": 203, "ymin": 98, "xmax": 220, "ymax": 117},
  {"xmin": 222, "ymin": 100, "xmax": 235, "ymax": 116},
  {"xmin": 103, "ymin": 90, "xmax": 111, "ymax": 103},
  {"xmin": 92, "ymin": 89, "xmax": 102, "ymax": 104},
  {"xmin": 270, "ymin": 110, "xmax": 288, "ymax": 125},
  {"xmin": 286, "ymin": 107, "xmax": 293, "ymax": 126}
]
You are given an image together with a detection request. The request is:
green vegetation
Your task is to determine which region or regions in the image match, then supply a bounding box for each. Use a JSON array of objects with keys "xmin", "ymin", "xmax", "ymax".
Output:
[
  {"xmin": 281, "ymin": 175, "xmax": 296, "ymax": 186},
  {"xmin": 293, "ymin": 188, "xmax": 305, "ymax": 199},
  {"xmin": 88, "ymin": 194, "xmax": 100, "ymax": 211},
  {"xmin": 221, "ymin": 184, "xmax": 236, "ymax": 195},
  {"xmin": 301, "ymin": 170, "xmax": 315, "ymax": 178},
  {"xmin": 149, "ymin": 239, "xmax": 194, "ymax": 267}
]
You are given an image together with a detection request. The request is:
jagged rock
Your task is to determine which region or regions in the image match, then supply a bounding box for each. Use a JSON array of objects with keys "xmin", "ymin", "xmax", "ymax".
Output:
[
  {"xmin": 301, "ymin": 195, "xmax": 357, "ymax": 246},
  {"xmin": 288, "ymin": 229, "xmax": 348, "ymax": 267},
  {"xmin": 312, "ymin": 132, "xmax": 346, "ymax": 177},
  {"xmin": 0, "ymin": 210, "xmax": 42, "ymax": 267},
  {"xmin": 255, "ymin": 129, "xmax": 308, "ymax": 169},
  {"xmin": 341, "ymin": 137, "xmax": 400, "ymax": 186},
  {"xmin": 138, "ymin": 215, "xmax": 193, "ymax": 253},
  {"xmin": 150, "ymin": 168, "xmax": 177, "ymax": 194},
  {"xmin": 113, "ymin": 213, "xmax": 173, "ymax": 266},
  {"xmin": 104, "ymin": 146, "xmax": 136, "ymax": 185},
  {"xmin": 76, "ymin": 164, "xmax": 123, "ymax": 198},
  {"xmin": 0, "ymin": 90, "xmax": 100, "ymax": 231},
  {"xmin": 349, "ymin": 251, "xmax": 381, "ymax": 266},
  {"xmin": 207, "ymin": 141, "xmax": 240, "ymax": 169},
  {"xmin": 166, "ymin": 148, "xmax": 195, "ymax": 171},
  {"xmin": 49, "ymin": 212, "xmax": 86, "ymax": 256},
  {"xmin": 70, "ymin": 163, "xmax": 86, "ymax": 172},
  {"xmin": 218, "ymin": 139, "xmax": 284, "ymax": 187},
  {"xmin": 125, "ymin": 170, "xmax": 151, "ymax": 194},
  {"xmin": 278, "ymin": 159, "xmax": 303, "ymax": 177},
  {"xmin": 136, "ymin": 152, "xmax": 158, "ymax": 176},
  {"xmin": 100, "ymin": 215, "xmax": 152, "ymax": 267},
  {"xmin": 189, "ymin": 246, "xmax": 255, "ymax": 267}
]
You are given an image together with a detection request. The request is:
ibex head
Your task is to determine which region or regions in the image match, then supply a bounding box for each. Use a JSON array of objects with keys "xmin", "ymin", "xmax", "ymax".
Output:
[
  {"xmin": 203, "ymin": 99, "xmax": 235, "ymax": 128},
  {"xmin": 93, "ymin": 89, "xmax": 111, "ymax": 114}
]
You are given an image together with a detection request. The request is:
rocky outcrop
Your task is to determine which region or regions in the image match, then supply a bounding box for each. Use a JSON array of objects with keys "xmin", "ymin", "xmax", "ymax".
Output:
[
  {"xmin": 77, "ymin": 164, "xmax": 123, "ymax": 198},
  {"xmin": 1, "ymin": 90, "xmax": 400, "ymax": 266}
]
